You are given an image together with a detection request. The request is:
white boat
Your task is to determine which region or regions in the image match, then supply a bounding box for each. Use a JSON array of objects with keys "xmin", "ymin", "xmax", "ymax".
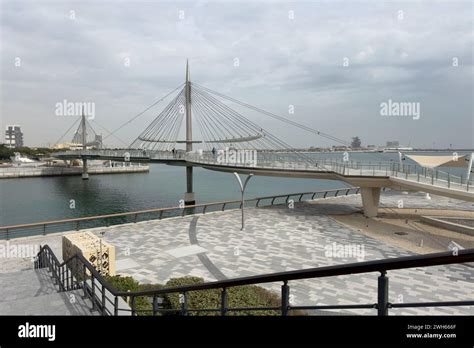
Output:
[{"xmin": 10, "ymin": 152, "xmax": 45, "ymax": 167}]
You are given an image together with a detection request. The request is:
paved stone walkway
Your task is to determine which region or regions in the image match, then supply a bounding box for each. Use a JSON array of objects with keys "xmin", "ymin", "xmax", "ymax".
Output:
[{"xmin": 1, "ymin": 190, "xmax": 473, "ymax": 315}]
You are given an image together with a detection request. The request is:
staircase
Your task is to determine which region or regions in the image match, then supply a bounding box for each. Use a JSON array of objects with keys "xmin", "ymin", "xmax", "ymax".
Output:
[
  {"xmin": 0, "ymin": 245, "xmax": 133, "ymax": 316},
  {"xmin": 0, "ymin": 268, "xmax": 95, "ymax": 315}
]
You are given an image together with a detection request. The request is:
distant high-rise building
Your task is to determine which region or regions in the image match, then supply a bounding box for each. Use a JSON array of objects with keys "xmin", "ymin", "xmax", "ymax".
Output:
[
  {"xmin": 5, "ymin": 125, "xmax": 24, "ymax": 148},
  {"xmin": 94, "ymin": 134, "xmax": 103, "ymax": 148},
  {"xmin": 351, "ymin": 136, "xmax": 361, "ymax": 148},
  {"xmin": 386, "ymin": 141, "xmax": 399, "ymax": 148}
]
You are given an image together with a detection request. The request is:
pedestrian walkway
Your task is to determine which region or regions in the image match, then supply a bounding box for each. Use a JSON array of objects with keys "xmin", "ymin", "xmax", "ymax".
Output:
[{"xmin": 1, "ymin": 191, "xmax": 473, "ymax": 315}]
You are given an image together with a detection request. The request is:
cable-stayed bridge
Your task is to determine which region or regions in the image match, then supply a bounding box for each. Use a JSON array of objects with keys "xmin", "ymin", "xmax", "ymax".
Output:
[{"xmin": 54, "ymin": 62, "xmax": 474, "ymax": 216}]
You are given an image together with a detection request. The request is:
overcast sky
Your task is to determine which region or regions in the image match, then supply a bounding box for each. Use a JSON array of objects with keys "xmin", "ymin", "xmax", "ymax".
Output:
[{"xmin": 1, "ymin": 0, "xmax": 473, "ymax": 149}]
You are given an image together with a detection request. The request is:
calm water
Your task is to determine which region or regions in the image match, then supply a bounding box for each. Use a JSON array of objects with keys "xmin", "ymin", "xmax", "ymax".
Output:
[{"xmin": 0, "ymin": 151, "xmax": 468, "ymax": 226}]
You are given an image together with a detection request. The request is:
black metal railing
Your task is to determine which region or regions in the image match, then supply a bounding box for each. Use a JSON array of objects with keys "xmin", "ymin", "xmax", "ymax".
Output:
[
  {"xmin": 1, "ymin": 187, "xmax": 359, "ymax": 240},
  {"xmin": 35, "ymin": 245, "xmax": 474, "ymax": 316},
  {"xmin": 35, "ymin": 245, "xmax": 122, "ymax": 316}
]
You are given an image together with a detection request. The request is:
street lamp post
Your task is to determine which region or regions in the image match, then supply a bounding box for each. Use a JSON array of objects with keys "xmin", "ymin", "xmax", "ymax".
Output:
[
  {"xmin": 233, "ymin": 172, "xmax": 254, "ymax": 231},
  {"xmin": 99, "ymin": 231, "xmax": 105, "ymax": 275}
]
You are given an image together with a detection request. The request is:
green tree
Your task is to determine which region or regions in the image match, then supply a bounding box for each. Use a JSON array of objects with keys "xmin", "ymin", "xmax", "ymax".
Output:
[{"xmin": 0, "ymin": 145, "xmax": 14, "ymax": 160}]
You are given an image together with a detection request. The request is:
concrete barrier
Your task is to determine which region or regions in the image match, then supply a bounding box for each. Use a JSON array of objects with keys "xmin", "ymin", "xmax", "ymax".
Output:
[{"xmin": 420, "ymin": 216, "xmax": 474, "ymax": 236}]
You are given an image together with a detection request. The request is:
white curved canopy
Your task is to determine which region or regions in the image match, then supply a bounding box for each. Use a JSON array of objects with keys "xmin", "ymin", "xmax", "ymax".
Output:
[{"xmin": 405, "ymin": 154, "xmax": 470, "ymax": 168}]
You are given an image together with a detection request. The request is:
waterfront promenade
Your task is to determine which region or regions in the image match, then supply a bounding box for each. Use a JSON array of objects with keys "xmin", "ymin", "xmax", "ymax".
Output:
[{"xmin": 2, "ymin": 190, "xmax": 473, "ymax": 315}]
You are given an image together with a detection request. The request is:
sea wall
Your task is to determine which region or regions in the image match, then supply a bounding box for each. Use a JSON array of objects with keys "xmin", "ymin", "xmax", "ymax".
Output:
[{"xmin": 0, "ymin": 165, "xmax": 149, "ymax": 178}]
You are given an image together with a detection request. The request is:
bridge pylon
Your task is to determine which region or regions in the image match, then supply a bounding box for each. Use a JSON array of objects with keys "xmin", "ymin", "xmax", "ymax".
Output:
[
  {"xmin": 80, "ymin": 110, "xmax": 89, "ymax": 180},
  {"xmin": 184, "ymin": 59, "xmax": 195, "ymax": 205}
]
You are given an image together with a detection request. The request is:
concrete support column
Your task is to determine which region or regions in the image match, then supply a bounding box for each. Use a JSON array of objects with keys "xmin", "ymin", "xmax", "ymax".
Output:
[
  {"xmin": 360, "ymin": 187, "xmax": 381, "ymax": 217},
  {"xmin": 185, "ymin": 166, "xmax": 195, "ymax": 205},
  {"xmin": 82, "ymin": 158, "xmax": 89, "ymax": 180}
]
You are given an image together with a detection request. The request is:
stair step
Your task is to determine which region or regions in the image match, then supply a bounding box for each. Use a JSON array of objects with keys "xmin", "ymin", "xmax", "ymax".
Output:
[
  {"xmin": 0, "ymin": 290, "xmax": 97, "ymax": 315},
  {"xmin": 0, "ymin": 268, "xmax": 131, "ymax": 315},
  {"xmin": 0, "ymin": 269, "xmax": 59, "ymax": 303}
]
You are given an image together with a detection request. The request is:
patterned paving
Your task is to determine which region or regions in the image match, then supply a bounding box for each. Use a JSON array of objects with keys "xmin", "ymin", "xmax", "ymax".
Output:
[{"xmin": 1, "ymin": 190, "xmax": 473, "ymax": 315}]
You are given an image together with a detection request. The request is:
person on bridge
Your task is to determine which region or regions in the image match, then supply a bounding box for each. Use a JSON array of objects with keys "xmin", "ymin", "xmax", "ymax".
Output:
[{"xmin": 212, "ymin": 147, "xmax": 216, "ymax": 157}]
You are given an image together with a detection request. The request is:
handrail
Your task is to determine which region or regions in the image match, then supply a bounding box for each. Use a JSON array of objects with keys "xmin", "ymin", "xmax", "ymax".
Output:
[
  {"xmin": 186, "ymin": 153, "xmax": 473, "ymax": 189},
  {"xmin": 35, "ymin": 245, "xmax": 122, "ymax": 304},
  {"xmin": 35, "ymin": 244, "xmax": 474, "ymax": 316},
  {"xmin": 54, "ymin": 149, "xmax": 473, "ymax": 192},
  {"xmin": 0, "ymin": 187, "xmax": 358, "ymax": 238}
]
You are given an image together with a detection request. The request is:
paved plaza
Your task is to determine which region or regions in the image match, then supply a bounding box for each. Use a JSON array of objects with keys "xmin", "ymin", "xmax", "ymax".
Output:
[{"xmin": 2, "ymin": 190, "xmax": 473, "ymax": 315}]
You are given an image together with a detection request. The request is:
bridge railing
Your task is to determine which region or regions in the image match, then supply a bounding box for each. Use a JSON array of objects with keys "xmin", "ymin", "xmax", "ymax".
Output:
[
  {"xmin": 310, "ymin": 159, "xmax": 473, "ymax": 192},
  {"xmin": 185, "ymin": 151, "xmax": 327, "ymax": 171},
  {"xmin": 54, "ymin": 149, "xmax": 187, "ymax": 161},
  {"xmin": 34, "ymin": 244, "xmax": 474, "ymax": 316},
  {"xmin": 0, "ymin": 187, "xmax": 358, "ymax": 240},
  {"xmin": 55, "ymin": 149, "xmax": 144, "ymax": 158},
  {"xmin": 186, "ymin": 152, "xmax": 473, "ymax": 191},
  {"xmin": 55, "ymin": 150, "xmax": 473, "ymax": 192}
]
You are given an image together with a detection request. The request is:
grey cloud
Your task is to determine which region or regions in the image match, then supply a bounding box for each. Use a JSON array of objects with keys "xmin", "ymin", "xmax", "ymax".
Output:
[{"xmin": 1, "ymin": 0, "xmax": 472, "ymax": 148}]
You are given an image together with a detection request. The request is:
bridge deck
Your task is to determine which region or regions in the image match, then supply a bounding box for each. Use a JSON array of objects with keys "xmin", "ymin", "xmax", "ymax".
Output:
[{"xmin": 54, "ymin": 150, "xmax": 474, "ymax": 202}]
